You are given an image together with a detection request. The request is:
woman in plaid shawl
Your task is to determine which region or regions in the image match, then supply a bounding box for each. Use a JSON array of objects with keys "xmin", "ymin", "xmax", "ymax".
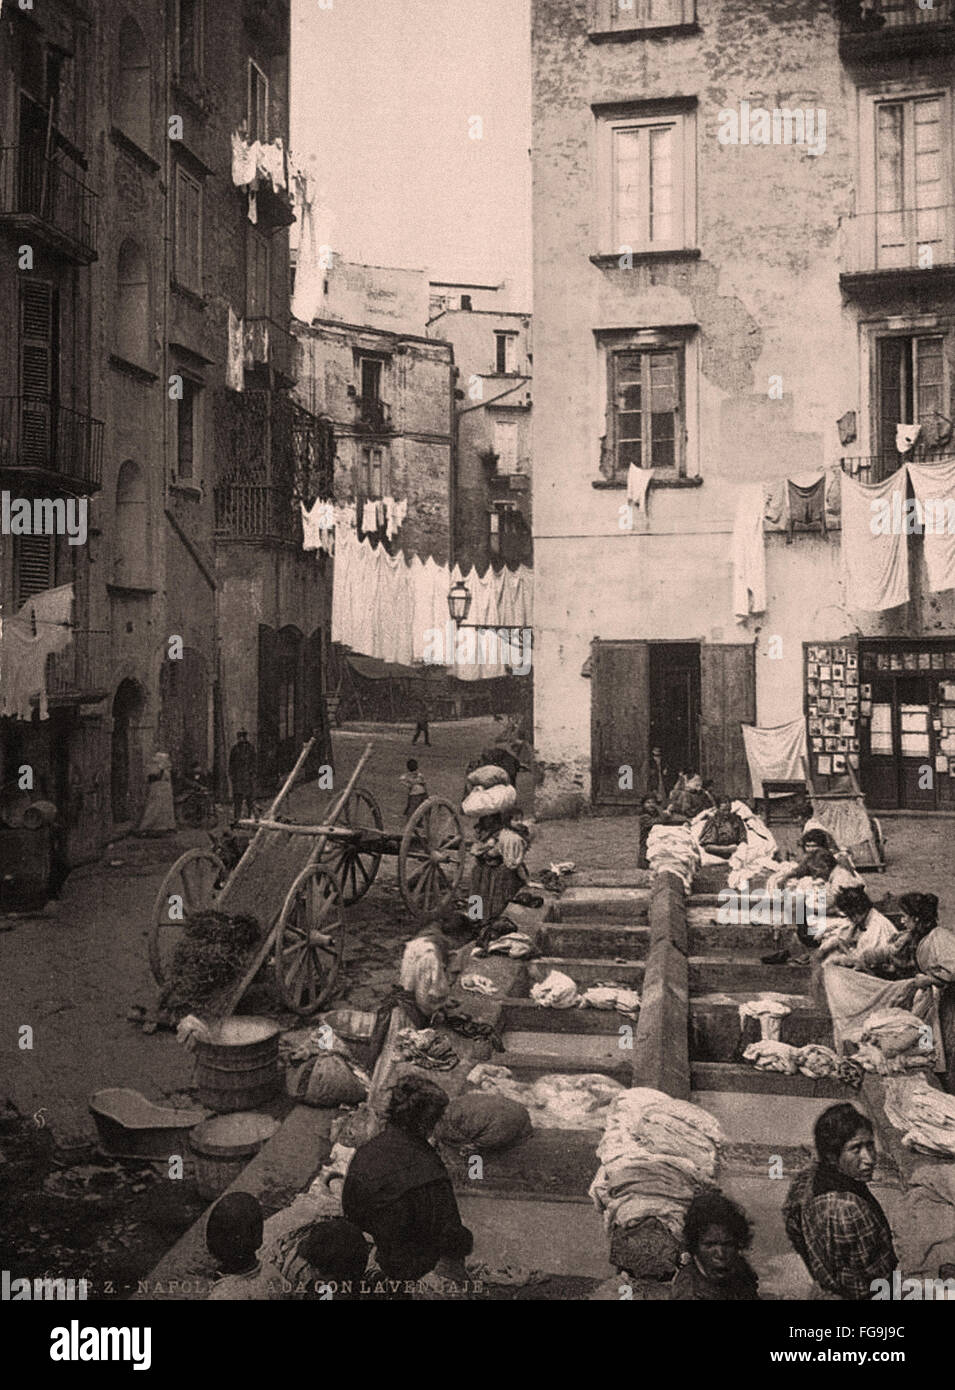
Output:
[{"xmin": 784, "ymin": 1104, "xmax": 896, "ymax": 1300}]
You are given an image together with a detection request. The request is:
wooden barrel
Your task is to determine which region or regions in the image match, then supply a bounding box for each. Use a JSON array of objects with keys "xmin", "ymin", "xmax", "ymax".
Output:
[
  {"xmin": 194, "ymin": 1017, "xmax": 282, "ymax": 1113},
  {"xmin": 190, "ymin": 1112, "xmax": 279, "ymax": 1201}
]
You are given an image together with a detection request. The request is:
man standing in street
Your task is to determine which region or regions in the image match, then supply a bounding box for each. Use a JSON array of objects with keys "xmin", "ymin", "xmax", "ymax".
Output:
[
  {"xmin": 411, "ymin": 695, "xmax": 431, "ymax": 746},
  {"xmin": 228, "ymin": 730, "xmax": 257, "ymax": 823}
]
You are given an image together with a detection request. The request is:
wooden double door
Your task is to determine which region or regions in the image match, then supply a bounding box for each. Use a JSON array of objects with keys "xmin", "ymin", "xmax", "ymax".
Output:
[
  {"xmin": 864, "ymin": 674, "xmax": 936, "ymax": 811},
  {"xmin": 590, "ymin": 639, "xmax": 755, "ymax": 807}
]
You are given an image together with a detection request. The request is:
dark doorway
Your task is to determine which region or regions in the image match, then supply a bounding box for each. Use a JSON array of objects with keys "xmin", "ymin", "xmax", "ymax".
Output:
[
  {"xmin": 865, "ymin": 673, "xmax": 934, "ymax": 811},
  {"xmin": 111, "ymin": 678, "xmax": 144, "ymax": 822},
  {"xmin": 649, "ymin": 643, "xmax": 701, "ymax": 789}
]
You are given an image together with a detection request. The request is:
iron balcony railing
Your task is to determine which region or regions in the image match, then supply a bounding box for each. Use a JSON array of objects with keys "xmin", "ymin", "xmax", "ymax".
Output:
[
  {"xmin": 0, "ymin": 395, "xmax": 104, "ymax": 492},
  {"xmin": 0, "ymin": 144, "xmax": 98, "ymax": 261},
  {"xmin": 840, "ymin": 445, "xmax": 955, "ymax": 484},
  {"xmin": 354, "ymin": 396, "xmax": 393, "ymax": 432},
  {"xmin": 840, "ymin": 204, "xmax": 955, "ymax": 277},
  {"xmin": 214, "ymin": 482, "xmax": 299, "ymax": 543},
  {"xmin": 46, "ymin": 628, "xmax": 109, "ymax": 701}
]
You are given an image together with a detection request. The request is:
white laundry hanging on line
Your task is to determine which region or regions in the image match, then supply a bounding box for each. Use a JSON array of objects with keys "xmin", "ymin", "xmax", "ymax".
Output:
[
  {"xmin": 907, "ymin": 456, "xmax": 955, "ymax": 594},
  {"xmin": 0, "ymin": 583, "xmax": 74, "ymax": 721},
  {"xmin": 231, "ymin": 131, "xmax": 257, "ymax": 187},
  {"xmin": 732, "ymin": 483, "xmax": 768, "ymax": 620},
  {"xmin": 226, "ymin": 307, "xmax": 245, "ymax": 392},
  {"xmin": 841, "ymin": 468, "xmax": 909, "ymax": 611},
  {"xmin": 301, "ymin": 498, "xmax": 334, "ymax": 553}
]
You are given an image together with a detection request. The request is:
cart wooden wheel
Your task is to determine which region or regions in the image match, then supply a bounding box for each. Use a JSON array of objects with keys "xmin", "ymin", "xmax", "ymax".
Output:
[
  {"xmin": 148, "ymin": 848, "xmax": 225, "ymax": 987},
  {"xmin": 320, "ymin": 786, "xmax": 383, "ymax": 904},
  {"xmin": 274, "ymin": 864, "xmax": 346, "ymax": 1015},
  {"xmin": 399, "ymin": 796, "xmax": 465, "ymax": 919}
]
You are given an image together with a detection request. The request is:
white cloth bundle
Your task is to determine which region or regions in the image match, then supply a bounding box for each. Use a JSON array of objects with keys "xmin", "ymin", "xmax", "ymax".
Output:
[
  {"xmin": 738, "ymin": 997, "xmax": 792, "ymax": 1042},
  {"xmin": 530, "ymin": 970, "xmax": 580, "ymax": 1009},
  {"xmin": 466, "ymin": 764, "xmax": 513, "ymax": 790},
  {"xmin": 883, "ymin": 1075, "xmax": 955, "ymax": 1157},
  {"xmin": 742, "ymin": 1040, "xmax": 801, "ymax": 1074},
  {"xmin": 646, "ymin": 824, "xmax": 701, "ymax": 892},
  {"xmin": 596, "ymin": 1088, "xmax": 723, "ymax": 1180},
  {"xmin": 462, "ymin": 782, "xmax": 518, "ymax": 818},
  {"xmin": 581, "ymin": 986, "xmax": 641, "ymax": 1020},
  {"xmin": 860, "ymin": 1008, "xmax": 929, "ymax": 1059}
]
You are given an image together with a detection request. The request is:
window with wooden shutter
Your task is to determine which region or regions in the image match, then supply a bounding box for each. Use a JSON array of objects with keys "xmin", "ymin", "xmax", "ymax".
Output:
[
  {"xmin": 174, "ymin": 166, "xmax": 202, "ymax": 293},
  {"xmin": 14, "ymin": 535, "xmax": 56, "ymax": 608},
  {"xmin": 248, "ymin": 60, "xmax": 269, "ymax": 144},
  {"xmin": 19, "ymin": 280, "xmax": 57, "ymax": 469}
]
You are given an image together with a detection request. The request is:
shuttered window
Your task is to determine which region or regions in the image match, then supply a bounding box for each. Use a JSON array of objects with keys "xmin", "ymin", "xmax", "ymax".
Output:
[
  {"xmin": 14, "ymin": 535, "xmax": 56, "ymax": 608},
  {"xmin": 20, "ymin": 280, "xmax": 55, "ymax": 398},
  {"xmin": 174, "ymin": 166, "xmax": 202, "ymax": 293}
]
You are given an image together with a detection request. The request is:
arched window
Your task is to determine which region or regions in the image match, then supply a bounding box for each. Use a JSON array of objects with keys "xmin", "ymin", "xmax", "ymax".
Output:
[
  {"xmin": 113, "ymin": 460, "xmax": 149, "ymax": 588},
  {"xmin": 118, "ymin": 18, "xmax": 151, "ymax": 151},
  {"xmin": 116, "ymin": 240, "xmax": 149, "ymax": 366}
]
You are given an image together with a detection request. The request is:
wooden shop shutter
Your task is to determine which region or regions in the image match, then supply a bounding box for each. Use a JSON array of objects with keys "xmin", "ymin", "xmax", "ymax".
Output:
[
  {"xmin": 700, "ymin": 643, "xmax": 756, "ymax": 799},
  {"xmin": 591, "ymin": 638, "xmax": 649, "ymax": 806}
]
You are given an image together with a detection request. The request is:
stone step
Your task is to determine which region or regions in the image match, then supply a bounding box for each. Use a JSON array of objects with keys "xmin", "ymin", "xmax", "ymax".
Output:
[
  {"xmin": 499, "ymin": 1000, "xmax": 628, "ymax": 1035},
  {"xmin": 497, "ymin": 1038, "xmax": 631, "ymax": 1076},
  {"xmin": 691, "ymin": 1061, "xmax": 851, "ymax": 1100},
  {"xmin": 688, "ymin": 957, "xmax": 811, "ymax": 993},
  {"xmin": 528, "ymin": 956, "xmax": 645, "ymax": 989},
  {"xmin": 539, "ymin": 923, "xmax": 651, "ymax": 959},
  {"xmin": 687, "ymin": 924, "xmax": 782, "ymax": 952},
  {"xmin": 446, "ymin": 1126, "xmax": 602, "ymax": 1200},
  {"xmin": 456, "ymin": 1190, "xmax": 614, "ymax": 1280},
  {"xmin": 550, "ymin": 887, "xmax": 650, "ymax": 922}
]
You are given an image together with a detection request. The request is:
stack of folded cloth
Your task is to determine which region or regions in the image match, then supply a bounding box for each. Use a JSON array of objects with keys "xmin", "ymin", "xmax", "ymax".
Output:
[{"xmin": 646, "ymin": 824, "xmax": 701, "ymax": 892}]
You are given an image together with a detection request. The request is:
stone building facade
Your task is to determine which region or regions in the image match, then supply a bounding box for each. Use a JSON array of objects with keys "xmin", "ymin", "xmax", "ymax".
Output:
[
  {"xmin": 428, "ymin": 288, "xmax": 533, "ymax": 572},
  {"xmin": 532, "ymin": 0, "xmax": 955, "ymax": 816},
  {"xmin": 0, "ymin": 0, "xmax": 329, "ymax": 857}
]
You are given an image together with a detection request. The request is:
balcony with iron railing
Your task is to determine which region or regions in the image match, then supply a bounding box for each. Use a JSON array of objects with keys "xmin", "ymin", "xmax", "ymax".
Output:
[
  {"xmin": 838, "ymin": 0, "xmax": 955, "ymax": 59},
  {"xmin": 45, "ymin": 628, "xmax": 109, "ymax": 705},
  {"xmin": 0, "ymin": 144, "xmax": 98, "ymax": 263},
  {"xmin": 840, "ymin": 205, "xmax": 955, "ymax": 293},
  {"xmin": 0, "ymin": 396, "xmax": 104, "ymax": 494},
  {"xmin": 214, "ymin": 481, "xmax": 300, "ymax": 543},
  {"xmin": 353, "ymin": 395, "xmax": 393, "ymax": 433}
]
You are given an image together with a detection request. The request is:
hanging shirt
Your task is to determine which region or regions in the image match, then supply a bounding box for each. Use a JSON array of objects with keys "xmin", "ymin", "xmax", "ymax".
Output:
[
  {"xmin": 786, "ymin": 472, "xmax": 827, "ymax": 543},
  {"xmin": 226, "ymin": 307, "xmax": 245, "ymax": 392},
  {"xmin": 732, "ymin": 483, "xmax": 768, "ymax": 620}
]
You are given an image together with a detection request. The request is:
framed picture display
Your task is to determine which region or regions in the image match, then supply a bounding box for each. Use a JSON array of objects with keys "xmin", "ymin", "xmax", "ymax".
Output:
[
  {"xmin": 832, "ymin": 664, "xmax": 845, "ymax": 682},
  {"xmin": 832, "ymin": 754, "xmax": 846, "ymax": 773},
  {"xmin": 811, "ymin": 737, "xmax": 822, "ymax": 751},
  {"xmin": 861, "ymin": 684, "xmax": 872, "ymax": 699},
  {"xmin": 847, "ymin": 653, "xmax": 858, "ymax": 671},
  {"xmin": 818, "ymin": 754, "xmax": 832, "ymax": 774},
  {"xmin": 819, "ymin": 665, "xmax": 832, "ymax": 681},
  {"xmin": 833, "ymin": 647, "xmax": 847, "ymax": 663},
  {"xmin": 847, "ymin": 669, "xmax": 859, "ymax": 686}
]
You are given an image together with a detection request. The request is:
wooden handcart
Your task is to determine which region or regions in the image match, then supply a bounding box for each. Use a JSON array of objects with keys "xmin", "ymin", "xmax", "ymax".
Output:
[{"xmin": 148, "ymin": 739, "xmax": 466, "ymax": 1016}]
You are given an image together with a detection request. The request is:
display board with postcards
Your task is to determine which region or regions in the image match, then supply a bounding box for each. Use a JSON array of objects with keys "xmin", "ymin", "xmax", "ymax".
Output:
[{"xmin": 805, "ymin": 640, "xmax": 860, "ymax": 780}]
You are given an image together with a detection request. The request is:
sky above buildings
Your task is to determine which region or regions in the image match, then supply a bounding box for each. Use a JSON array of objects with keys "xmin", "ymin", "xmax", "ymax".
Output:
[{"xmin": 290, "ymin": 0, "xmax": 532, "ymax": 307}]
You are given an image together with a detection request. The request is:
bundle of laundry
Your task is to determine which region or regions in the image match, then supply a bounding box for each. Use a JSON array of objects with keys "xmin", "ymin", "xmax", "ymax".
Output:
[
  {"xmin": 481, "ymin": 931, "xmax": 536, "ymax": 959},
  {"xmin": 465, "ymin": 1063, "xmax": 624, "ymax": 1129},
  {"xmin": 727, "ymin": 842, "xmax": 782, "ymax": 892},
  {"xmin": 795, "ymin": 1043, "xmax": 841, "ymax": 1079},
  {"xmin": 286, "ymin": 1051, "xmax": 369, "ymax": 1107},
  {"xmin": 589, "ymin": 1152, "xmax": 705, "ymax": 1236},
  {"xmin": 580, "ymin": 985, "xmax": 641, "ymax": 1020},
  {"xmin": 742, "ymin": 1040, "xmax": 801, "ymax": 1074},
  {"xmin": 883, "ymin": 1074, "xmax": 955, "ymax": 1157},
  {"xmin": 738, "ymin": 996, "xmax": 792, "ymax": 1041},
  {"xmin": 466, "ymin": 764, "xmax": 513, "ymax": 790},
  {"xmin": 395, "ymin": 1027, "xmax": 459, "ymax": 1071},
  {"xmin": 645, "ymin": 824, "xmax": 701, "ymax": 893},
  {"xmin": 436, "ymin": 1093, "xmax": 533, "ymax": 1153},
  {"xmin": 530, "ymin": 969, "xmax": 581, "ymax": 1009},
  {"xmin": 596, "ymin": 1088, "xmax": 723, "ymax": 1180},
  {"xmin": 859, "ymin": 1008, "xmax": 928, "ymax": 1059},
  {"xmin": 460, "ymin": 973, "xmax": 498, "ymax": 996},
  {"xmin": 591, "ymin": 1089, "xmax": 725, "ymax": 1242},
  {"xmin": 462, "ymin": 782, "xmax": 518, "ymax": 818}
]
